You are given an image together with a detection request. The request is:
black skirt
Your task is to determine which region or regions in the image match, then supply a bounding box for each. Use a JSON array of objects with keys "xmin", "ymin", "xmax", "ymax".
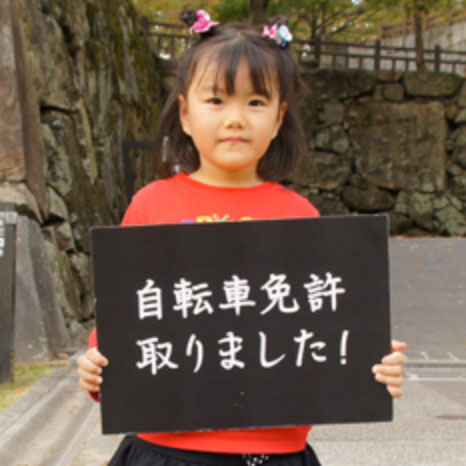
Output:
[{"xmin": 109, "ymin": 436, "xmax": 322, "ymax": 466}]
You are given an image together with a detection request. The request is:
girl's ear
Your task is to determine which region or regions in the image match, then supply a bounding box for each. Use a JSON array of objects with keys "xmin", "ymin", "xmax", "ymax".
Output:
[
  {"xmin": 178, "ymin": 94, "xmax": 192, "ymax": 136},
  {"xmin": 272, "ymin": 101, "xmax": 288, "ymax": 139}
]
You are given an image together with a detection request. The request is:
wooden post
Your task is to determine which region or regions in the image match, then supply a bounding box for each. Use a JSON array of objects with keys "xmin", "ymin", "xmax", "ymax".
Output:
[
  {"xmin": 314, "ymin": 35, "xmax": 321, "ymax": 67},
  {"xmin": 170, "ymin": 36, "xmax": 175, "ymax": 61},
  {"xmin": 434, "ymin": 45, "xmax": 441, "ymax": 72},
  {"xmin": 375, "ymin": 40, "xmax": 381, "ymax": 72}
]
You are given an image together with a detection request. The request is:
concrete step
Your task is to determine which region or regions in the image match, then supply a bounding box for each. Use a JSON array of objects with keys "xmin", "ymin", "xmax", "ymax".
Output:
[{"xmin": 0, "ymin": 360, "xmax": 120, "ymax": 465}]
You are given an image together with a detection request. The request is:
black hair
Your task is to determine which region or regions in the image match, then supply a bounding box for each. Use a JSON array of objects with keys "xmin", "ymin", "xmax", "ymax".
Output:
[{"xmin": 154, "ymin": 14, "xmax": 306, "ymax": 182}]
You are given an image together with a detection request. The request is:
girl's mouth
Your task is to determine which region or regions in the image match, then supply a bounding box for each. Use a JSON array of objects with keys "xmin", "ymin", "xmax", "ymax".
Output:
[{"xmin": 221, "ymin": 138, "xmax": 248, "ymax": 143}]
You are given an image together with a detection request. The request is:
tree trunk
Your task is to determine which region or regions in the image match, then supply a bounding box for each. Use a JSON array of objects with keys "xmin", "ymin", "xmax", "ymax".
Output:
[
  {"xmin": 414, "ymin": 1, "xmax": 425, "ymax": 71},
  {"xmin": 250, "ymin": 0, "xmax": 269, "ymax": 25},
  {"xmin": 321, "ymin": 2, "xmax": 327, "ymax": 39}
]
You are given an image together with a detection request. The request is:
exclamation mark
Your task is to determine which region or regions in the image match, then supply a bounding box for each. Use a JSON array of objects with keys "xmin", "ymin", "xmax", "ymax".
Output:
[{"xmin": 340, "ymin": 330, "xmax": 350, "ymax": 365}]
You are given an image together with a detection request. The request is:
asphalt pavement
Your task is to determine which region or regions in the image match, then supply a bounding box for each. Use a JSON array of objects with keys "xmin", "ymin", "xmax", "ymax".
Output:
[{"xmin": 0, "ymin": 238, "xmax": 465, "ymax": 466}]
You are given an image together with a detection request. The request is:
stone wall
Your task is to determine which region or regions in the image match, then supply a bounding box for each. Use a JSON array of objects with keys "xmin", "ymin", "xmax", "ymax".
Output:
[
  {"xmin": 0, "ymin": 0, "xmax": 161, "ymax": 360},
  {"xmin": 292, "ymin": 68, "xmax": 466, "ymax": 237}
]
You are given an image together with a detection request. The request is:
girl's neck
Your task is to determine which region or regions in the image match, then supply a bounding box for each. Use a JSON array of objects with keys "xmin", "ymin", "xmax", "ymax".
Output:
[{"xmin": 188, "ymin": 169, "xmax": 265, "ymax": 188}]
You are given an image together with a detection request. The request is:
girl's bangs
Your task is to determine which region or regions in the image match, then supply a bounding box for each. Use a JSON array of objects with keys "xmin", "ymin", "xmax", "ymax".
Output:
[{"xmin": 201, "ymin": 39, "xmax": 278, "ymax": 99}]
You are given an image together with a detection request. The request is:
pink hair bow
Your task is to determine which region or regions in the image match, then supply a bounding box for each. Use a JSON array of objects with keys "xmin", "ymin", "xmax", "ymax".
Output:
[
  {"xmin": 262, "ymin": 24, "xmax": 278, "ymax": 40},
  {"xmin": 262, "ymin": 23, "xmax": 293, "ymax": 47},
  {"xmin": 190, "ymin": 10, "xmax": 220, "ymax": 34}
]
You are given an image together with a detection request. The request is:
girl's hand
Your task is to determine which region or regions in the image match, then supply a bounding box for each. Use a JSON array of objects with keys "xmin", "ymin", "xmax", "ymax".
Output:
[
  {"xmin": 77, "ymin": 347, "xmax": 109, "ymax": 393},
  {"xmin": 372, "ymin": 340, "xmax": 407, "ymax": 398}
]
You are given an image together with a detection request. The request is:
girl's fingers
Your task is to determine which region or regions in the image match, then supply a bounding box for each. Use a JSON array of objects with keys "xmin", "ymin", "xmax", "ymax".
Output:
[
  {"xmin": 372, "ymin": 364, "xmax": 403, "ymax": 377},
  {"xmin": 382, "ymin": 351, "xmax": 406, "ymax": 366},
  {"xmin": 77, "ymin": 366, "xmax": 103, "ymax": 385},
  {"xmin": 77, "ymin": 355, "xmax": 103, "ymax": 376},
  {"xmin": 86, "ymin": 348, "xmax": 109, "ymax": 367},
  {"xmin": 79, "ymin": 374, "xmax": 101, "ymax": 392},
  {"xmin": 391, "ymin": 340, "xmax": 408, "ymax": 352},
  {"xmin": 387, "ymin": 385, "xmax": 403, "ymax": 398},
  {"xmin": 77, "ymin": 348, "xmax": 108, "ymax": 393},
  {"xmin": 78, "ymin": 377, "xmax": 101, "ymax": 393},
  {"xmin": 374, "ymin": 372, "xmax": 404, "ymax": 387},
  {"xmin": 373, "ymin": 342, "xmax": 407, "ymax": 398}
]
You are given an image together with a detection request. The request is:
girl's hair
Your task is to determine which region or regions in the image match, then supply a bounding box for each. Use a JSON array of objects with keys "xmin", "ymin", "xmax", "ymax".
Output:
[{"xmin": 154, "ymin": 14, "xmax": 306, "ymax": 182}]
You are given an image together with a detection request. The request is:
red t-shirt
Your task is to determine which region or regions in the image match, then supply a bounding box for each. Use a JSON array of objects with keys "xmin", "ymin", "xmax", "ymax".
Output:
[{"xmin": 89, "ymin": 172, "xmax": 319, "ymax": 454}]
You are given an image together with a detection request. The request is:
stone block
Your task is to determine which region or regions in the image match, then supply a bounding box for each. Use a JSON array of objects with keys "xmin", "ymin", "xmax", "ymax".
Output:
[
  {"xmin": 451, "ymin": 127, "xmax": 466, "ymax": 146},
  {"xmin": 0, "ymin": 0, "xmax": 25, "ymax": 183},
  {"xmin": 342, "ymin": 186, "xmax": 395, "ymax": 212},
  {"xmin": 453, "ymin": 145, "xmax": 466, "ymax": 169},
  {"xmin": 394, "ymin": 191, "xmax": 433, "ymax": 218},
  {"xmin": 388, "ymin": 212, "xmax": 413, "ymax": 235},
  {"xmin": 0, "ymin": 182, "xmax": 42, "ymax": 222},
  {"xmin": 458, "ymin": 82, "xmax": 466, "ymax": 108},
  {"xmin": 293, "ymin": 150, "xmax": 351, "ymax": 191},
  {"xmin": 14, "ymin": 216, "xmax": 70, "ymax": 362},
  {"xmin": 446, "ymin": 105, "xmax": 458, "ymax": 121},
  {"xmin": 47, "ymin": 187, "xmax": 69, "ymax": 221},
  {"xmin": 318, "ymin": 103, "xmax": 345, "ymax": 124},
  {"xmin": 307, "ymin": 69, "xmax": 376, "ymax": 100},
  {"xmin": 433, "ymin": 195, "xmax": 466, "ymax": 236},
  {"xmin": 348, "ymin": 102, "xmax": 447, "ymax": 192},
  {"xmin": 403, "ymin": 72, "xmax": 463, "ymax": 97},
  {"xmin": 307, "ymin": 193, "xmax": 350, "ymax": 216},
  {"xmin": 315, "ymin": 125, "xmax": 350, "ymax": 154},
  {"xmin": 70, "ymin": 252, "xmax": 93, "ymax": 320},
  {"xmin": 454, "ymin": 109, "xmax": 466, "ymax": 125},
  {"xmin": 383, "ymin": 83, "xmax": 404, "ymax": 102}
]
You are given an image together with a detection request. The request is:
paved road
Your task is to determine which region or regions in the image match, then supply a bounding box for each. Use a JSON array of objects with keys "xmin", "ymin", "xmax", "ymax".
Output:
[
  {"xmin": 0, "ymin": 238, "xmax": 464, "ymax": 465},
  {"xmin": 390, "ymin": 238, "xmax": 466, "ymax": 363}
]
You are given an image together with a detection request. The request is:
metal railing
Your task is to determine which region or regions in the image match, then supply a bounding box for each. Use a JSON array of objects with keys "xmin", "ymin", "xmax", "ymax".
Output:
[
  {"xmin": 142, "ymin": 20, "xmax": 466, "ymax": 74},
  {"xmin": 299, "ymin": 37, "xmax": 466, "ymax": 74}
]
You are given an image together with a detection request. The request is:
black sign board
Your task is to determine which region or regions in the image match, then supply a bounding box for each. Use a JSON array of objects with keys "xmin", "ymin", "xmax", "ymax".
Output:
[
  {"xmin": 92, "ymin": 215, "xmax": 392, "ymax": 434},
  {"xmin": 0, "ymin": 204, "xmax": 17, "ymax": 384}
]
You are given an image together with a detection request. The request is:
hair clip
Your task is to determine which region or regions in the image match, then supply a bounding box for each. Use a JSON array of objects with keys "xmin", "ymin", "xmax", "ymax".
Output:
[
  {"xmin": 262, "ymin": 24, "xmax": 293, "ymax": 48},
  {"xmin": 189, "ymin": 10, "xmax": 220, "ymax": 34}
]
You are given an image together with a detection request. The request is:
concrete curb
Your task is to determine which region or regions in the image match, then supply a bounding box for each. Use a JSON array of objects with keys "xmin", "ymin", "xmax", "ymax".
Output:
[{"xmin": 405, "ymin": 359, "xmax": 466, "ymax": 369}]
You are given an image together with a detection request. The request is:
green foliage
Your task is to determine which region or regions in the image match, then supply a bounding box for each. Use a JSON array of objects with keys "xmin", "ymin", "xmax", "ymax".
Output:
[
  {"xmin": 130, "ymin": 0, "xmax": 221, "ymax": 22},
  {"xmin": 212, "ymin": 0, "xmax": 250, "ymax": 23},
  {"xmin": 0, "ymin": 363, "xmax": 60, "ymax": 414},
  {"xmin": 131, "ymin": 0, "xmax": 466, "ymax": 42}
]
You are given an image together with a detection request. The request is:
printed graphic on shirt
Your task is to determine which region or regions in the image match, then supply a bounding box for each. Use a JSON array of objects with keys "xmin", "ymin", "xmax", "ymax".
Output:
[{"xmin": 180, "ymin": 214, "xmax": 253, "ymax": 224}]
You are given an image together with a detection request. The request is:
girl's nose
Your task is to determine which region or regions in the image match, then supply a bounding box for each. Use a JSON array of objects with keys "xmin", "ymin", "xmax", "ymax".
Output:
[{"xmin": 224, "ymin": 104, "xmax": 246, "ymax": 128}]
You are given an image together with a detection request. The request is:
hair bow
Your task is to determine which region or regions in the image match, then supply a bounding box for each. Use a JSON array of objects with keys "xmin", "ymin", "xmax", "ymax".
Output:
[
  {"xmin": 262, "ymin": 24, "xmax": 293, "ymax": 47},
  {"xmin": 190, "ymin": 10, "xmax": 220, "ymax": 34}
]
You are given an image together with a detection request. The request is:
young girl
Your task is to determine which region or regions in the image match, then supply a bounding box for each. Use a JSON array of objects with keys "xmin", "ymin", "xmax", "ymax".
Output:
[{"xmin": 78, "ymin": 10, "xmax": 407, "ymax": 466}]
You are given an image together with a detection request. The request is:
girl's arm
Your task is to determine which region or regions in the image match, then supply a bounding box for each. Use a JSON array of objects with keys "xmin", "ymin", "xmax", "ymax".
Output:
[{"xmin": 372, "ymin": 340, "xmax": 407, "ymax": 398}]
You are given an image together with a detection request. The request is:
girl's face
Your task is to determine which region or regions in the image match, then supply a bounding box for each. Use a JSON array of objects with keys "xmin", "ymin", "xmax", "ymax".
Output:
[{"xmin": 178, "ymin": 59, "xmax": 287, "ymax": 187}]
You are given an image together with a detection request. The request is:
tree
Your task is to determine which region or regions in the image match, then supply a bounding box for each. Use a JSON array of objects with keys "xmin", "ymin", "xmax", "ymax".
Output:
[
  {"xmin": 213, "ymin": 0, "xmax": 372, "ymax": 40},
  {"xmin": 360, "ymin": 0, "xmax": 466, "ymax": 69},
  {"xmin": 131, "ymin": 0, "xmax": 221, "ymax": 23},
  {"xmin": 250, "ymin": 0, "xmax": 269, "ymax": 24},
  {"xmin": 278, "ymin": 0, "xmax": 369, "ymax": 41}
]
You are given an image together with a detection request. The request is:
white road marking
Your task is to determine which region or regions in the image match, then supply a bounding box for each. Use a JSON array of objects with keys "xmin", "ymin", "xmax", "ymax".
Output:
[{"xmin": 406, "ymin": 372, "xmax": 466, "ymax": 382}]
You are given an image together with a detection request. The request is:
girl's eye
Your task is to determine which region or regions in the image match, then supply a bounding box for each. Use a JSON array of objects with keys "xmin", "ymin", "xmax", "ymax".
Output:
[
  {"xmin": 208, "ymin": 97, "xmax": 223, "ymax": 105},
  {"xmin": 249, "ymin": 99, "xmax": 266, "ymax": 107}
]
